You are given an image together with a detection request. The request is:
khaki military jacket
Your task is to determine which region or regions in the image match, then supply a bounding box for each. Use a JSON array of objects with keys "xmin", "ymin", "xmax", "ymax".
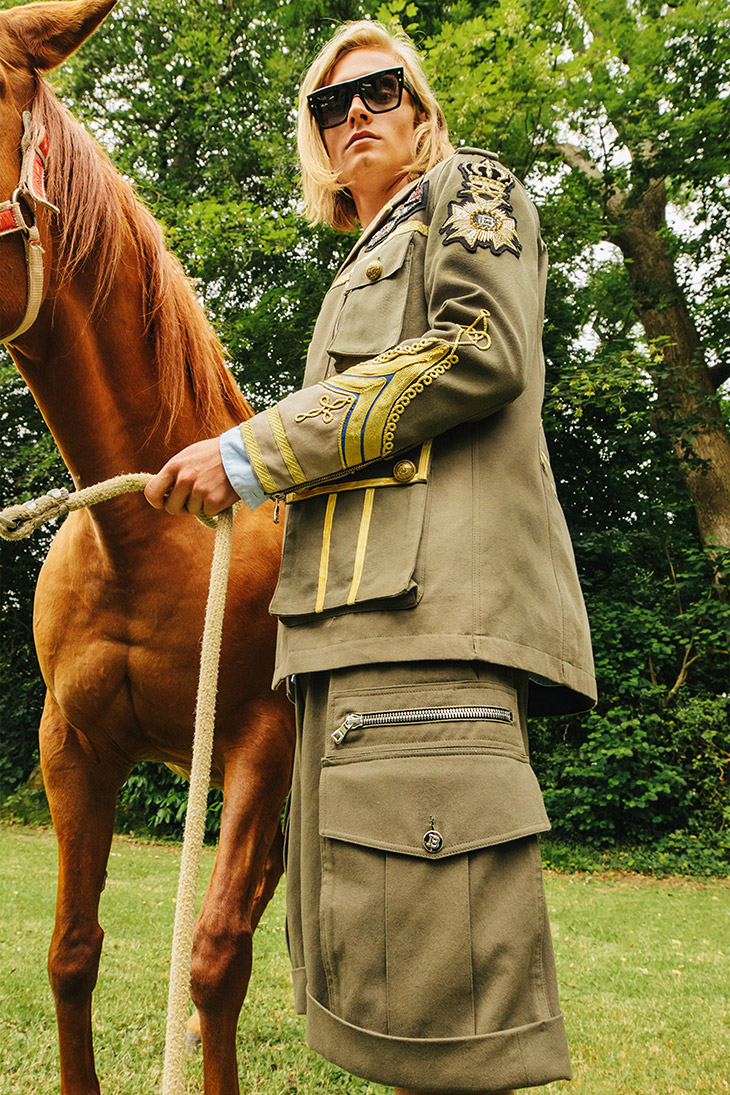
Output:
[{"xmin": 240, "ymin": 148, "xmax": 596, "ymax": 715}]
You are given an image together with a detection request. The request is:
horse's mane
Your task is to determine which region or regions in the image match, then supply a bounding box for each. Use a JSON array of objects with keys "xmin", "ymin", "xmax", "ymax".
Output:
[{"xmin": 33, "ymin": 77, "xmax": 251, "ymax": 436}]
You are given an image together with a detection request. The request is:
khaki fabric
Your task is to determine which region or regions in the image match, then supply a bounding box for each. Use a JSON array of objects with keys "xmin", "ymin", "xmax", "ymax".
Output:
[
  {"xmin": 285, "ymin": 662, "xmax": 572, "ymax": 1092},
  {"xmin": 241, "ymin": 149, "xmax": 596, "ymax": 716}
]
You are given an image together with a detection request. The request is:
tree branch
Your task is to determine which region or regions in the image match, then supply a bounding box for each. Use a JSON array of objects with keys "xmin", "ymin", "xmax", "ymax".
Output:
[
  {"xmin": 551, "ymin": 142, "xmax": 626, "ymax": 218},
  {"xmin": 666, "ymin": 642, "xmax": 701, "ymax": 703}
]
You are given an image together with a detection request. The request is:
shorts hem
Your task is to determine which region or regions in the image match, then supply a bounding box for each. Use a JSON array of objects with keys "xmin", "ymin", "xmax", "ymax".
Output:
[{"xmin": 304, "ymin": 990, "xmax": 572, "ymax": 1091}]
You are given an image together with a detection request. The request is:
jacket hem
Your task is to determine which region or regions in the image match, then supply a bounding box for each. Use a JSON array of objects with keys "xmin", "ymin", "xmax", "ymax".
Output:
[
  {"xmin": 304, "ymin": 990, "xmax": 572, "ymax": 1091},
  {"xmin": 273, "ymin": 632, "xmax": 596, "ymax": 715}
]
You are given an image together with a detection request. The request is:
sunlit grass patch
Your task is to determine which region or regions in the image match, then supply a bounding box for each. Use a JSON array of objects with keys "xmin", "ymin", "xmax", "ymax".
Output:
[{"xmin": 1, "ymin": 828, "xmax": 728, "ymax": 1094}]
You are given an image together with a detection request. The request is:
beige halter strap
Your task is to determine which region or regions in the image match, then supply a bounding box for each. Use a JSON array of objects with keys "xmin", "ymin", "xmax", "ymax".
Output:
[{"xmin": 1, "ymin": 111, "xmax": 59, "ymax": 345}]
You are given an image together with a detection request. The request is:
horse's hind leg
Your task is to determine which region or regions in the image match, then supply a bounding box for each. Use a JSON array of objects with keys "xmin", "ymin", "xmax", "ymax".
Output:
[
  {"xmin": 190, "ymin": 716, "xmax": 293, "ymax": 1095},
  {"xmin": 184, "ymin": 828, "xmax": 283, "ymax": 1058},
  {"xmin": 40, "ymin": 692, "xmax": 129, "ymax": 1095}
]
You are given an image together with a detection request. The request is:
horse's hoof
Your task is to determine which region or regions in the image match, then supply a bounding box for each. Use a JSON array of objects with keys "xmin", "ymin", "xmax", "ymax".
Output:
[{"xmin": 185, "ymin": 1030, "xmax": 202, "ymax": 1057}]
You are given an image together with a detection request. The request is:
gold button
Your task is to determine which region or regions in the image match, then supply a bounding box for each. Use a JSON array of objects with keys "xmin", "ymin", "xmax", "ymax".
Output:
[
  {"xmin": 393, "ymin": 459, "xmax": 417, "ymax": 482},
  {"xmin": 365, "ymin": 260, "xmax": 383, "ymax": 281},
  {"xmin": 423, "ymin": 829, "xmax": 443, "ymax": 853}
]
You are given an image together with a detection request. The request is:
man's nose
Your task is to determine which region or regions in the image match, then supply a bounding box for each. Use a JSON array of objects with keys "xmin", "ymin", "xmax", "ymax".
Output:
[{"xmin": 348, "ymin": 93, "xmax": 371, "ymax": 121}]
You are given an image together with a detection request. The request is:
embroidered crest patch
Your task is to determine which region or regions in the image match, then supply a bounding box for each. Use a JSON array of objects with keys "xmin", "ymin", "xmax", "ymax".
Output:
[
  {"xmin": 440, "ymin": 161, "xmax": 521, "ymax": 257},
  {"xmin": 365, "ymin": 178, "xmax": 429, "ymax": 251}
]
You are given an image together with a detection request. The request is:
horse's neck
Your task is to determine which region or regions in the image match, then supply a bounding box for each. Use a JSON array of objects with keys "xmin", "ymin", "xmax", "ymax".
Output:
[{"xmin": 13, "ymin": 246, "xmax": 228, "ymax": 492}]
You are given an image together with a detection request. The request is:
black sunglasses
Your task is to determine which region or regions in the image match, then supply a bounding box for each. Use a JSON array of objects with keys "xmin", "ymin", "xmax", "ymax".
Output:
[{"xmin": 307, "ymin": 66, "xmax": 415, "ymax": 130}]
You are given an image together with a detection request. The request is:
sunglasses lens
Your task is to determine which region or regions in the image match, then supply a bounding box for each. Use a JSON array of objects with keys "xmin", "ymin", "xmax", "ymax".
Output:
[
  {"xmin": 310, "ymin": 68, "xmax": 404, "ymax": 128},
  {"xmin": 313, "ymin": 85, "xmax": 350, "ymax": 128},
  {"xmin": 360, "ymin": 72, "xmax": 401, "ymax": 111}
]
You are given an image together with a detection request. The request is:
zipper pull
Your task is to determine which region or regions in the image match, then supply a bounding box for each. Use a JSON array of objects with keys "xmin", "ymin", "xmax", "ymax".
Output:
[
  {"xmin": 331, "ymin": 713, "xmax": 364, "ymax": 746},
  {"xmin": 272, "ymin": 495, "xmax": 283, "ymax": 524}
]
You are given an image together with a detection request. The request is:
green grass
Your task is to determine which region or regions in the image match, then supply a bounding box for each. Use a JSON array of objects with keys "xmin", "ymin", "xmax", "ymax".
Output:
[{"xmin": 1, "ymin": 827, "xmax": 728, "ymax": 1094}]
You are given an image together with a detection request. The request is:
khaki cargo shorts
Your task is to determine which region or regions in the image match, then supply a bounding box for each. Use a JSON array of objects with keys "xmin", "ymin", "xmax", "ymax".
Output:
[{"xmin": 284, "ymin": 661, "xmax": 571, "ymax": 1092}]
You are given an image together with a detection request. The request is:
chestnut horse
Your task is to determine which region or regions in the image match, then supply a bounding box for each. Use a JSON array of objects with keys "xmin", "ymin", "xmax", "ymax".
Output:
[{"xmin": 0, "ymin": 2, "xmax": 294, "ymax": 1093}]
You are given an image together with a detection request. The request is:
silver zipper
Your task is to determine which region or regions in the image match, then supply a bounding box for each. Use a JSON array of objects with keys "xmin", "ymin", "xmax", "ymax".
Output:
[
  {"xmin": 331, "ymin": 704, "xmax": 513, "ymax": 746},
  {"xmin": 271, "ymin": 456, "xmax": 387, "ymax": 523}
]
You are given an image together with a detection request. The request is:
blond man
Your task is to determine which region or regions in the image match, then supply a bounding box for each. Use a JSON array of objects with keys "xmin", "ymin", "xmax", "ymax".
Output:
[{"xmin": 147, "ymin": 20, "xmax": 595, "ymax": 1094}]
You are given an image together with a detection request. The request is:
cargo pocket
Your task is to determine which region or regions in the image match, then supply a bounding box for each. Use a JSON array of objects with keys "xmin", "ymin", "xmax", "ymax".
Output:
[
  {"xmin": 270, "ymin": 443, "xmax": 431, "ymax": 622},
  {"xmin": 317, "ymin": 703, "xmax": 553, "ymax": 1041}
]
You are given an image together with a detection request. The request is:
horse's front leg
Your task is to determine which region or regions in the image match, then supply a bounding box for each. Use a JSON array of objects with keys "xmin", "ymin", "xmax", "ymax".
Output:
[
  {"xmin": 40, "ymin": 692, "xmax": 130, "ymax": 1095},
  {"xmin": 190, "ymin": 717, "xmax": 292, "ymax": 1095}
]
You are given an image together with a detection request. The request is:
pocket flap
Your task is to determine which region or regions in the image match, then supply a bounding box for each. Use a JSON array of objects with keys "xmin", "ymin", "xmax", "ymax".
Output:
[
  {"xmin": 320, "ymin": 753, "xmax": 550, "ymax": 858},
  {"xmin": 328, "ymin": 232, "xmax": 414, "ymax": 359},
  {"xmin": 345, "ymin": 230, "xmax": 413, "ymax": 291}
]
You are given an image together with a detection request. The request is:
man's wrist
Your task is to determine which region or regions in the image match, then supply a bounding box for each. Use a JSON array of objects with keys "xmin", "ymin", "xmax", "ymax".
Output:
[{"xmin": 219, "ymin": 426, "xmax": 269, "ymax": 510}]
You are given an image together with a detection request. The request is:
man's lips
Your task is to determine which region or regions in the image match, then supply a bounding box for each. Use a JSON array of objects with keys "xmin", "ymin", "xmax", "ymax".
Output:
[{"xmin": 346, "ymin": 130, "xmax": 378, "ymax": 149}]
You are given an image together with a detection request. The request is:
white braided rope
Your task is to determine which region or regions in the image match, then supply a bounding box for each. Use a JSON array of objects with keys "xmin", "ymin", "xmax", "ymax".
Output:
[
  {"xmin": 1, "ymin": 474, "xmax": 236, "ymax": 1094},
  {"xmin": 162, "ymin": 506, "xmax": 234, "ymax": 1095},
  {"xmin": 0, "ymin": 474, "xmax": 217, "ymax": 539}
]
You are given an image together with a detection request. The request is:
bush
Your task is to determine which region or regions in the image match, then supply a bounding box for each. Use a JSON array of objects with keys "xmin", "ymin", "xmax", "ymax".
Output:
[
  {"xmin": 539, "ymin": 829, "xmax": 730, "ymax": 877},
  {"xmin": 115, "ymin": 762, "xmax": 223, "ymax": 842},
  {"xmin": 531, "ymin": 532, "xmax": 729, "ymax": 864}
]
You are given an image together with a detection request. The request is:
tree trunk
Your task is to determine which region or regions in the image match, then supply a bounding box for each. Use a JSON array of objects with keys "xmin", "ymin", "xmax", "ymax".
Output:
[{"xmin": 611, "ymin": 178, "xmax": 730, "ymax": 555}]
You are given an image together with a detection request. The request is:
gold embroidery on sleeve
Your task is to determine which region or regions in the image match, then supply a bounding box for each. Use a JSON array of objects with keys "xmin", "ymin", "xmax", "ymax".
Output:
[
  {"xmin": 295, "ymin": 394, "xmax": 354, "ymax": 425},
  {"xmin": 267, "ymin": 407, "xmax": 306, "ymax": 485},
  {"xmin": 291, "ymin": 311, "xmax": 491, "ymax": 470},
  {"xmin": 240, "ymin": 420, "xmax": 278, "ymax": 495}
]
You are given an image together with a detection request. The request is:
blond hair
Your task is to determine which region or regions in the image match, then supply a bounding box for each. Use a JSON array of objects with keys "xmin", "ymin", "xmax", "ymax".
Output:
[{"xmin": 298, "ymin": 21, "xmax": 453, "ymax": 232}]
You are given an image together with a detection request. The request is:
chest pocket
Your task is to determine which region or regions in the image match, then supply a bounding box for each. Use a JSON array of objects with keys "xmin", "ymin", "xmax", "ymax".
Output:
[{"xmin": 327, "ymin": 230, "xmax": 416, "ymax": 363}]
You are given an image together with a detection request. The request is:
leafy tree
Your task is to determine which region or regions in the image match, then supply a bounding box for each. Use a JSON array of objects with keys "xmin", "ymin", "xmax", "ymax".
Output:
[{"xmin": 417, "ymin": 0, "xmax": 730, "ymax": 556}]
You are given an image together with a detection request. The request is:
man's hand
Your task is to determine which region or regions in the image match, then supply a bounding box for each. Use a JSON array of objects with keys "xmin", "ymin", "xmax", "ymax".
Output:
[{"xmin": 144, "ymin": 438, "xmax": 239, "ymax": 517}]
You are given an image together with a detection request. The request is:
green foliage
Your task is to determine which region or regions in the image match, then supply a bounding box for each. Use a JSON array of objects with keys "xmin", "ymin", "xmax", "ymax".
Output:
[
  {"xmin": 0, "ymin": 358, "xmax": 67, "ymax": 791},
  {"xmin": 2, "ymin": 0, "xmax": 728, "ymax": 865},
  {"xmin": 539, "ymin": 831, "xmax": 730, "ymax": 878},
  {"xmin": 0, "ymin": 784, "xmax": 52, "ymax": 828},
  {"xmin": 531, "ymin": 535, "xmax": 729, "ymax": 857},
  {"xmin": 115, "ymin": 764, "xmax": 223, "ymax": 842}
]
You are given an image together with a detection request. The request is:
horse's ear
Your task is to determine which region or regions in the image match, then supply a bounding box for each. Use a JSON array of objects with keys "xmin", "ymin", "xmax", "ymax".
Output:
[{"xmin": 5, "ymin": 0, "xmax": 117, "ymax": 71}]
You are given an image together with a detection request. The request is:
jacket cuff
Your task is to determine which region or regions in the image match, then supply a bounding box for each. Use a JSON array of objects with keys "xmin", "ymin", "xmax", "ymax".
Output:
[{"xmin": 219, "ymin": 426, "xmax": 269, "ymax": 509}]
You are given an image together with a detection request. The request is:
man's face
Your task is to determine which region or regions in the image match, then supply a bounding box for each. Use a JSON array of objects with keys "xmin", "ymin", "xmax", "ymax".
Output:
[{"xmin": 321, "ymin": 48, "xmax": 417, "ymax": 199}]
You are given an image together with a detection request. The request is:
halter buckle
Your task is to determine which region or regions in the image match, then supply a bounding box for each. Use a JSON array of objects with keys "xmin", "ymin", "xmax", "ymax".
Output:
[{"xmin": 10, "ymin": 187, "xmax": 37, "ymax": 235}]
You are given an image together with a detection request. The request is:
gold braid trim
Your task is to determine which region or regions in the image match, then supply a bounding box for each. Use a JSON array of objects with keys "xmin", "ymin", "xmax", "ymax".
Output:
[
  {"xmin": 382, "ymin": 311, "xmax": 491, "ymax": 454},
  {"xmin": 239, "ymin": 421, "xmax": 278, "ymax": 495},
  {"xmin": 267, "ymin": 407, "xmax": 306, "ymax": 485},
  {"xmin": 315, "ymin": 494, "xmax": 337, "ymax": 613},
  {"xmin": 347, "ymin": 488, "xmax": 375, "ymax": 605},
  {"xmin": 289, "ymin": 310, "xmax": 492, "ymax": 470},
  {"xmin": 294, "ymin": 393, "xmax": 354, "ymax": 425}
]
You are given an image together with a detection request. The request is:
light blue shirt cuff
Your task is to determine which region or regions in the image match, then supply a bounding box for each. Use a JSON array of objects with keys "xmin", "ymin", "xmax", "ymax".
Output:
[{"xmin": 219, "ymin": 426, "xmax": 269, "ymax": 510}]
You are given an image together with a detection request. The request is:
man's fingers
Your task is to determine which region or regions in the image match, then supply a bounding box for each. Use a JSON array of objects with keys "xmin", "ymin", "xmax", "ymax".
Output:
[
  {"xmin": 143, "ymin": 439, "xmax": 238, "ymax": 517},
  {"xmin": 163, "ymin": 479, "xmax": 196, "ymax": 516},
  {"xmin": 144, "ymin": 465, "xmax": 176, "ymax": 509}
]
